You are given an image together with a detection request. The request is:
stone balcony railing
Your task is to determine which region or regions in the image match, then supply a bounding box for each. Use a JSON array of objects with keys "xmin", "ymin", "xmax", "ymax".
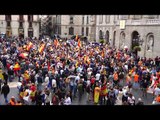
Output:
[{"xmin": 115, "ymin": 19, "xmax": 160, "ymax": 26}]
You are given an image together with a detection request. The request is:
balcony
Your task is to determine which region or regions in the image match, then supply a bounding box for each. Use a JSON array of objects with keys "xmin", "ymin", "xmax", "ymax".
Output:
[
  {"xmin": 146, "ymin": 19, "xmax": 160, "ymax": 25},
  {"xmin": 116, "ymin": 19, "xmax": 160, "ymax": 26}
]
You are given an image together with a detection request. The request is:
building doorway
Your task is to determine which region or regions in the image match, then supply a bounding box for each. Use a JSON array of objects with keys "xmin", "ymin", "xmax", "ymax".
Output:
[
  {"xmin": 131, "ymin": 31, "xmax": 140, "ymax": 50},
  {"xmin": 113, "ymin": 31, "xmax": 116, "ymax": 47},
  {"xmin": 105, "ymin": 30, "xmax": 109, "ymax": 44}
]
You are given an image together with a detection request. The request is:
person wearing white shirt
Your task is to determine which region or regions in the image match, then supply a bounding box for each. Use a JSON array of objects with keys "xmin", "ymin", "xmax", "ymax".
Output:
[
  {"xmin": 95, "ymin": 72, "xmax": 101, "ymax": 82},
  {"xmin": 127, "ymin": 93, "xmax": 135, "ymax": 105},
  {"xmin": 64, "ymin": 94, "xmax": 71, "ymax": 105},
  {"xmin": 52, "ymin": 78, "xmax": 57, "ymax": 93},
  {"xmin": 75, "ymin": 74, "xmax": 80, "ymax": 82},
  {"xmin": 44, "ymin": 74, "xmax": 49, "ymax": 87}
]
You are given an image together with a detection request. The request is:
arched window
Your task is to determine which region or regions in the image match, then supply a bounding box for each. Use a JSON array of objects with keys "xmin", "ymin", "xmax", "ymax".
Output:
[
  {"xmin": 70, "ymin": 16, "xmax": 74, "ymax": 24},
  {"xmin": 69, "ymin": 27, "xmax": 74, "ymax": 35},
  {"xmin": 82, "ymin": 27, "xmax": 84, "ymax": 36},
  {"xmin": 87, "ymin": 16, "xmax": 89, "ymax": 24},
  {"xmin": 99, "ymin": 30, "xmax": 103, "ymax": 39},
  {"xmin": 86, "ymin": 27, "xmax": 89, "ymax": 36},
  {"xmin": 105, "ymin": 31, "xmax": 109, "ymax": 43}
]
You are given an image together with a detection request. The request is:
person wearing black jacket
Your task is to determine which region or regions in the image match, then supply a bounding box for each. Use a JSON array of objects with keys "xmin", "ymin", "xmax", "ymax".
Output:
[
  {"xmin": 7, "ymin": 68, "xmax": 14, "ymax": 82},
  {"xmin": 35, "ymin": 91, "xmax": 43, "ymax": 105},
  {"xmin": 141, "ymin": 79, "xmax": 148, "ymax": 98},
  {"xmin": 1, "ymin": 82, "xmax": 10, "ymax": 103},
  {"xmin": 2, "ymin": 72, "xmax": 8, "ymax": 84}
]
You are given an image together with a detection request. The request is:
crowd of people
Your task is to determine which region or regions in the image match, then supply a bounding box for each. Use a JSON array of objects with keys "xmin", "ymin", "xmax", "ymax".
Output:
[{"xmin": 0, "ymin": 35, "xmax": 160, "ymax": 105}]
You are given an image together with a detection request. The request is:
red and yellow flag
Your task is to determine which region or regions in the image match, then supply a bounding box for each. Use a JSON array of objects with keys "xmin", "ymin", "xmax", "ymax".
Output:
[
  {"xmin": 75, "ymin": 34, "xmax": 78, "ymax": 41},
  {"xmin": 101, "ymin": 50, "xmax": 104, "ymax": 58},
  {"xmin": 14, "ymin": 63, "xmax": 20, "ymax": 71},
  {"xmin": 26, "ymin": 42, "xmax": 33, "ymax": 51},
  {"xmin": 78, "ymin": 38, "xmax": 81, "ymax": 48},
  {"xmin": 94, "ymin": 87, "xmax": 101, "ymax": 104},
  {"xmin": 54, "ymin": 39, "xmax": 60, "ymax": 48},
  {"xmin": 39, "ymin": 43, "xmax": 45, "ymax": 53}
]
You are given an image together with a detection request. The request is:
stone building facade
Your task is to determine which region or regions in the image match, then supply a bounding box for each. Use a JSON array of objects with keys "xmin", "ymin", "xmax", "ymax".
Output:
[
  {"xmin": 0, "ymin": 15, "xmax": 40, "ymax": 38},
  {"xmin": 96, "ymin": 15, "xmax": 160, "ymax": 58}
]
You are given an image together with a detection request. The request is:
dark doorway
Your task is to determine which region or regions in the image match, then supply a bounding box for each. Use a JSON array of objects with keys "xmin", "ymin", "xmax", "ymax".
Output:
[
  {"xmin": 131, "ymin": 31, "xmax": 139, "ymax": 50},
  {"xmin": 105, "ymin": 30, "xmax": 109, "ymax": 44}
]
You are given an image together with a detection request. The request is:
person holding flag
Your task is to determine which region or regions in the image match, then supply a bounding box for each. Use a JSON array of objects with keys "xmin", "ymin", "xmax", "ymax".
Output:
[
  {"xmin": 75, "ymin": 34, "xmax": 78, "ymax": 41},
  {"xmin": 13, "ymin": 62, "xmax": 20, "ymax": 77},
  {"xmin": 94, "ymin": 82, "xmax": 101, "ymax": 105},
  {"xmin": 39, "ymin": 43, "xmax": 45, "ymax": 54},
  {"xmin": 26, "ymin": 42, "xmax": 33, "ymax": 51},
  {"xmin": 54, "ymin": 39, "xmax": 60, "ymax": 48},
  {"xmin": 78, "ymin": 38, "xmax": 81, "ymax": 48}
]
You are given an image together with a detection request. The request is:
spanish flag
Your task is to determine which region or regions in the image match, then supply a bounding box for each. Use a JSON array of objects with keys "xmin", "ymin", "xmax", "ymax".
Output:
[
  {"xmin": 101, "ymin": 50, "xmax": 104, "ymax": 58},
  {"xmin": 39, "ymin": 43, "xmax": 45, "ymax": 53},
  {"xmin": 78, "ymin": 38, "xmax": 81, "ymax": 48},
  {"xmin": 0, "ymin": 69, "xmax": 4, "ymax": 80},
  {"xmin": 101, "ymin": 84, "xmax": 107, "ymax": 96},
  {"xmin": 86, "ymin": 56, "xmax": 90, "ymax": 65},
  {"xmin": 94, "ymin": 86, "xmax": 101, "ymax": 104},
  {"xmin": 54, "ymin": 39, "xmax": 60, "ymax": 48},
  {"xmin": 14, "ymin": 63, "xmax": 20, "ymax": 71},
  {"xmin": 26, "ymin": 42, "xmax": 33, "ymax": 51},
  {"xmin": 84, "ymin": 56, "xmax": 87, "ymax": 64},
  {"xmin": 75, "ymin": 34, "xmax": 78, "ymax": 41},
  {"xmin": 24, "ymin": 71, "xmax": 30, "ymax": 81}
]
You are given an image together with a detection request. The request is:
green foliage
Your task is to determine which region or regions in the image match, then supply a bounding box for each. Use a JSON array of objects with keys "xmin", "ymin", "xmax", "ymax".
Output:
[
  {"xmin": 99, "ymin": 39, "xmax": 104, "ymax": 43},
  {"xmin": 133, "ymin": 46, "xmax": 141, "ymax": 51}
]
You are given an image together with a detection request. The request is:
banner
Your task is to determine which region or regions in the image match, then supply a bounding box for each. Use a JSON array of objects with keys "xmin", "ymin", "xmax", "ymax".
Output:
[{"xmin": 120, "ymin": 20, "xmax": 125, "ymax": 29}]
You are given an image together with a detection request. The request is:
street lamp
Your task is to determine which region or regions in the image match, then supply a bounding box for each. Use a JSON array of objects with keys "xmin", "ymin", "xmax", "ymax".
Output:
[{"xmin": 138, "ymin": 35, "xmax": 144, "ymax": 46}]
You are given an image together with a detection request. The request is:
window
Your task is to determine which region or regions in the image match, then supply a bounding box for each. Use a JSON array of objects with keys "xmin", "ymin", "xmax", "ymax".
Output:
[
  {"xmin": 19, "ymin": 22, "xmax": 23, "ymax": 28},
  {"xmin": 82, "ymin": 27, "xmax": 84, "ymax": 36},
  {"xmin": 57, "ymin": 26, "xmax": 61, "ymax": 35},
  {"xmin": 86, "ymin": 27, "xmax": 89, "ymax": 36},
  {"xmin": 99, "ymin": 30, "xmax": 103, "ymax": 39},
  {"xmin": 69, "ymin": 27, "xmax": 74, "ymax": 35},
  {"xmin": 28, "ymin": 15, "xmax": 33, "ymax": 22},
  {"xmin": 29, "ymin": 22, "xmax": 32, "ymax": 27},
  {"xmin": 87, "ymin": 16, "xmax": 89, "ymax": 24},
  {"xmin": 105, "ymin": 15, "xmax": 110, "ymax": 23},
  {"xmin": 5, "ymin": 15, "xmax": 11, "ymax": 21},
  {"xmin": 82, "ymin": 16, "xmax": 84, "ymax": 24},
  {"xmin": 19, "ymin": 15, "xmax": 24, "ymax": 21},
  {"xmin": 57, "ymin": 15, "xmax": 61, "ymax": 24},
  {"xmin": 7, "ymin": 22, "xmax": 11, "ymax": 27},
  {"xmin": 70, "ymin": 16, "xmax": 74, "ymax": 24},
  {"xmin": 99, "ymin": 15, "xmax": 103, "ymax": 24}
]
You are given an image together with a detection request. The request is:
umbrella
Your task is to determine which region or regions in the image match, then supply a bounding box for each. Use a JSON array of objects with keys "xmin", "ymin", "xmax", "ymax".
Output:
[{"xmin": 19, "ymin": 53, "xmax": 28, "ymax": 59}]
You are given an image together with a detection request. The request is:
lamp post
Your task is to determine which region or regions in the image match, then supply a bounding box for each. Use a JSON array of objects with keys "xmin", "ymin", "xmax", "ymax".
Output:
[{"xmin": 138, "ymin": 35, "xmax": 144, "ymax": 46}]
